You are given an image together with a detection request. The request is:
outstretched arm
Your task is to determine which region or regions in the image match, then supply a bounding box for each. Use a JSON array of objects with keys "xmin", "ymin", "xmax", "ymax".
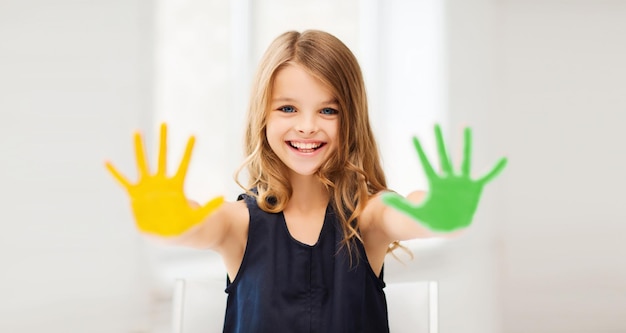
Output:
[
  {"xmin": 104, "ymin": 123, "xmax": 235, "ymax": 249},
  {"xmin": 370, "ymin": 124, "xmax": 507, "ymax": 243}
]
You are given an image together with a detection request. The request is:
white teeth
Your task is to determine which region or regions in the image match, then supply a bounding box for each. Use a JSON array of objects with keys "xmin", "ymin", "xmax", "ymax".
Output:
[{"xmin": 290, "ymin": 141, "xmax": 322, "ymax": 149}]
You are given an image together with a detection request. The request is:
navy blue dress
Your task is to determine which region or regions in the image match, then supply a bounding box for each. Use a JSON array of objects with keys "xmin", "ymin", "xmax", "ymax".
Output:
[{"xmin": 222, "ymin": 192, "xmax": 390, "ymax": 333}]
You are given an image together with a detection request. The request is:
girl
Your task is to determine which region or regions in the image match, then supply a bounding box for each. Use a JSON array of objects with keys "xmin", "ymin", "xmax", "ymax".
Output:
[{"xmin": 106, "ymin": 30, "xmax": 506, "ymax": 333}]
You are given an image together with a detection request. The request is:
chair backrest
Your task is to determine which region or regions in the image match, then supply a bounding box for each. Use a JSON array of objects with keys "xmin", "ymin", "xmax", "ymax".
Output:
[
  {"xmin": 386, "ymin": 281, "xmax": 438, "ymax": 333},
  {"xmin": 171, "ymin": 278, "xmax": 438, "ymax": 333},
  {"xmin": 172, "ymin": 278, "xmax": 227, "ymax": 333}
]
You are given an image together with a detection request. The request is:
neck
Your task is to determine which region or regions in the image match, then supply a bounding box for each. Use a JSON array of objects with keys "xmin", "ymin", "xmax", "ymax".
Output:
[{"xmin": 287, "ymin": 173, "xmax": 329, "ymax": 213}]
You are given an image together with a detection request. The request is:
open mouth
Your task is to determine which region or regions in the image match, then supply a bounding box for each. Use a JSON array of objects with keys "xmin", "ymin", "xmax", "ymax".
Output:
[{"xmin": 287, "ymin": 141, "xmax": 326, "ymax": 153}]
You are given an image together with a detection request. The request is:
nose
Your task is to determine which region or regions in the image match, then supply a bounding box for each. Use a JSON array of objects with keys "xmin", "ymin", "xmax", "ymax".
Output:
[{"xmin": 295, "ymin": 113, "xmax": 318, "ymax": 135}]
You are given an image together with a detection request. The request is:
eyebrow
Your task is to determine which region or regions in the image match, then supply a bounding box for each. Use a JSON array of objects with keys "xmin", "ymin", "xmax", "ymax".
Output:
[{"xmin": 272, "ymin": 97, "xmax": 339, "ymax": 105}]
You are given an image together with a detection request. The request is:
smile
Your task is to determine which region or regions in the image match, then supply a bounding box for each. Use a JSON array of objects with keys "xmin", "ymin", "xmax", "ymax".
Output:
[{"xmin": 287, "ymin": 141, "xmax": 326, "ymax": 153}]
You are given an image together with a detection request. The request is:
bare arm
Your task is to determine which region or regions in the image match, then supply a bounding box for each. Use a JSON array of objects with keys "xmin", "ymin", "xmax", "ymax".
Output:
[
  {"xmin": 361, "ymin": 191, "xmax": 448, "ymax": 248},
  {"xmin": 172, "ymin": 200, "xmax": 248, "ymax": 251},
  {"xmin": 363, "ymin": 125, "xmax": 507, "ymax": 246},
  {"xmin": 105, "ymin": 123, "xmax": 247, "ymax": 252}
]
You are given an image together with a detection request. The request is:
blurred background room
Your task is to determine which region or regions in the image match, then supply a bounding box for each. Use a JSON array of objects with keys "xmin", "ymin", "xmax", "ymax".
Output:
[{"xmin": 1, "ymin": 0, "xmax": 625, "ymax": 332}]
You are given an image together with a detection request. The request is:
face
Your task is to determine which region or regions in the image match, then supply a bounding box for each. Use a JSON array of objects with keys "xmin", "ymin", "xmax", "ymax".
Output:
[{"xmin": 266, "ymin": 63, "xmax": 340, "ymax": 178}]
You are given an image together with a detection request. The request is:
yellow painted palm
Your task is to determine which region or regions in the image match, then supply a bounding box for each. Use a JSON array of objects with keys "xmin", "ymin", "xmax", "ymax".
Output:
[{"xmin": 105, "ymin": 123, "xmax": 224, "ymax": 236}]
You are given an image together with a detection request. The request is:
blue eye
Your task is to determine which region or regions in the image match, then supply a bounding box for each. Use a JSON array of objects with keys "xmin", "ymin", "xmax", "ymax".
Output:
[
  {"xmin": 321, "ymin": 108, "xmax": 338, "ymax": 115},
  {"xmin": 279, "ymin": 106, "xmax": 296, "ymax": 113}
]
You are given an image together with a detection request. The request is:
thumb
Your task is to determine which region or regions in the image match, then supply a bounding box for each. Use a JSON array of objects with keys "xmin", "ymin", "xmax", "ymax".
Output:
[
  {"xmin": 197, "ymin": 196, "xmax": 225, "ymax": 218},
  {"xmin": 381, "ymin": 192, "xmax": 417, "ymax": 214}
]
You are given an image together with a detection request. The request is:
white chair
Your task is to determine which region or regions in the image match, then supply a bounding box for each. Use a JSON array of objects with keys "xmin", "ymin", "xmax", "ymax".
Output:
[
  {"xmin": 386, "ymin": 281, "xmax": 438, "ymax": 333},
  {"xmin": 172, "ymin": 278, "xmax": 227, "ymax": 333},
  {"xmin": 172, "ymin": 277, "xmax": 438, "ymax": 333}
]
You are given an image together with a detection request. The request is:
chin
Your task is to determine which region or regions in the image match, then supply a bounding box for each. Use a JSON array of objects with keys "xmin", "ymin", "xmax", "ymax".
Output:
[
  {"xmin": 292, "ymin": 169, "xmax": 319, "ymax": 177},
  {"xmin": 288, "ymin": 165, "xmax": 323, "ymax": 177}
]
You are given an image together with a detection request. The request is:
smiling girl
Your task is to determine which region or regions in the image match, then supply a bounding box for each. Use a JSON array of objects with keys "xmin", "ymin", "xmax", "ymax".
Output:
[{"xmin": 106, "ymin": 30, "xmax": 506, "ymax": 333}]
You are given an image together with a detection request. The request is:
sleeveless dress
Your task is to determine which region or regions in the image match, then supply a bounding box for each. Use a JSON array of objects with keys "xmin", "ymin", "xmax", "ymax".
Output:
[{"xmin": 222, "ymin": 192, "xmax": 390, "ymax": 333}]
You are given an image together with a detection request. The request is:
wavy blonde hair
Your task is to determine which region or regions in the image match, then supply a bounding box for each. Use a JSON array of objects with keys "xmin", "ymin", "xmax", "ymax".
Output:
[{"xmin": 236, "ymin": 30, "xmax": 399, "ymax": 258}]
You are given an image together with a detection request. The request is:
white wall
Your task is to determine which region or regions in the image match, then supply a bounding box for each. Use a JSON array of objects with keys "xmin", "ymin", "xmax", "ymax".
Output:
[
  {"xmin": 0, "ymin": 0, "xmax": 156, "ymax": 331},
  {"xmin": 446, "ymin": 0, "xmax": 626, "ymax": 332},
  {"xmin": 3, "ymin": 1, "xmax": 624, "ymax": 332},
  {"xmin": 494, "ymin": 1, "xmax": 626, "ymax": 332}
]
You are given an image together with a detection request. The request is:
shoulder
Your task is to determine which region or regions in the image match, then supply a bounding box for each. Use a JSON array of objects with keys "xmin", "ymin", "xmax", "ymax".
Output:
[
  {"xmin": 221, "ymin": 199, "xmax": 249, "ymax": 221},
  {"xmin": 220, "ymin": 196, "xmax": 250, "ymax": 237},
  {"xmin": 212, "ymin": 198, "xmax": 250, "ymax": 254},
  {"xmin": 358, "ymin": 191, "xmax": 390, "ymax": 250},
  {"xmin": 359, "ymin": 191, "xmax": 389, "ymax": 233}
]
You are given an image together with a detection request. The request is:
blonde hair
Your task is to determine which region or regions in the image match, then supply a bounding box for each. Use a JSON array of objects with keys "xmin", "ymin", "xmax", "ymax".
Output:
[{"xmin": 236, "ymin": 30, "xmax": 397, "ymax": 258}]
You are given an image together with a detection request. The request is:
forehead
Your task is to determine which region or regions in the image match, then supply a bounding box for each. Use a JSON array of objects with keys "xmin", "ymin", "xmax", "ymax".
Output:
[{"xmin": 272, "ymin": 63, "xmax": 337, "ymax": 104}]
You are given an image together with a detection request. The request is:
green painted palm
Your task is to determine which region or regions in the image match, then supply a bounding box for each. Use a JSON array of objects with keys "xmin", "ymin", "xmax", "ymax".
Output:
[{"xmin": 382, "ymin": 124, "xmax": 507, "ymax": 232}]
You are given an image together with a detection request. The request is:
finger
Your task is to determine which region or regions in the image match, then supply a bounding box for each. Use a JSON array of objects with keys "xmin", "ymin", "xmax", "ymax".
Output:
[
  {"xmin": 134, "ymin": 131, "xmax": 150, "ymax": 176},
  {"xmin": 381, "ymin": 192, "xmax": 417, "ymax": 214},
  {"xmin": 434, "ymin": 124, "xmax": 453, "ymax": 175},
  {"xmin": 461, "ymin": 127, "xmax": 472, "ymax": 176},
  {"xmin": 477, "ymin": 157, "xmax": 508, "ymax": 184},
  {"xmin": 198, "ymin": 196, "xmax": 225, "ymax": 218},
  {"xmin": 104, "ymin": 161, "xmax": 132, "ymax": 190},
  {"xmin": 175, "ymin": 135, "xmax": 196, "ymax": 181},
  {"xmin": 157, "ymin": 123, "xmax": 167, "ymax": 176},
  {"xmin": 412, "ymin": 136, "xmax": 436, "ymax": 179}
]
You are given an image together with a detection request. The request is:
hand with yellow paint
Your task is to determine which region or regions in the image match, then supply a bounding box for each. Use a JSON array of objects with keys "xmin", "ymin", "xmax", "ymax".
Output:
[{"xmin": 105, "ymin": 123, "xmax": 224, "ymax": 237}]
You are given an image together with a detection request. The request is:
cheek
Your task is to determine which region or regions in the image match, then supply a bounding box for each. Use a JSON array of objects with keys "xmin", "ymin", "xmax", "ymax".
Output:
[{"xmin": 265, "ymin": 122, "xmax": 282, "ymax": 151}]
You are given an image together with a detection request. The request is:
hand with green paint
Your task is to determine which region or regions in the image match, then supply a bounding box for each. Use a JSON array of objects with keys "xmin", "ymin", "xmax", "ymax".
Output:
[{"xmin": 381, "ymin": 125, "xmax": 507, "ymax": 232}]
